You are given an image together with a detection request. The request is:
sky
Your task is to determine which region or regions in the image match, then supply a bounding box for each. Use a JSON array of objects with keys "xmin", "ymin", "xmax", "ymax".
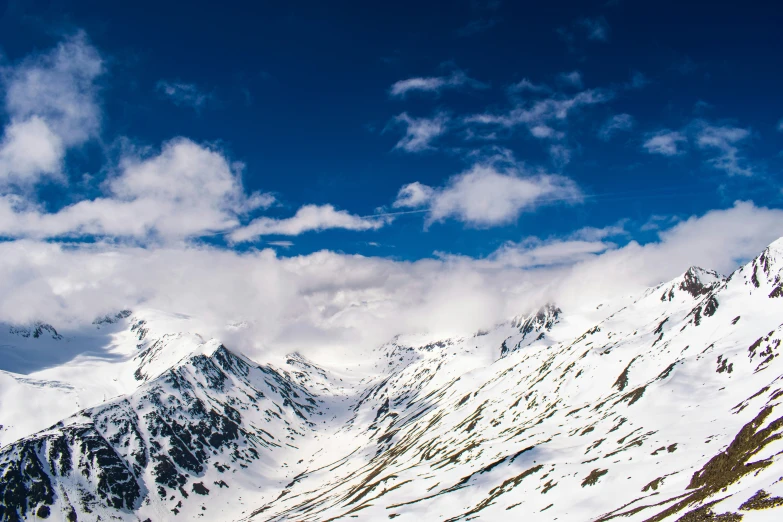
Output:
[{"xmin": 0, "ymin": 0, "xmax": 782, "ymax": 360}]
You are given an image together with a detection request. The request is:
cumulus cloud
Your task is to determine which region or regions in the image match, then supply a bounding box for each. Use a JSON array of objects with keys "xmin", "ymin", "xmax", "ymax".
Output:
[
  {"xmin": 0, "ymin": 138, "xmax": 274, "ymax": 240},
  {"xmin": 393, "ymin": 163, "xmax": 582, "ymax": 227},
  {"xmin": 156, "ymin": 80, "xmax": 212, "ymax": 110},
  {"xmin": 230, "ymin": 204, "xmax": 390, "ymax": 242},
  {"xmin": 392, "ymin": 182, "xmax": 434, "ymax": 208},
  {"xmin": 390, "ymin": 112, "xmax": 449, "ymax": 152},
  {"xmin": 0, "ymin": 117, "xmax": 65, "ymax": 183},
  {"xmin": 695, "ymin": 123, "xmax": 753, "ymax": 176},
  {"xmin": 643, "ymin": 130, "xmax": 687, "ymax": 156},
  {"xmin": 0, "ymin": 32, "xmax": 102, "ymax": 185},
  {"xmin": 599, "ymin": 113, "xmax": 634, "ymax": 141},
  {"xmin": 389, "ymin": 70, "xmax": 486, "ymax": 98}
]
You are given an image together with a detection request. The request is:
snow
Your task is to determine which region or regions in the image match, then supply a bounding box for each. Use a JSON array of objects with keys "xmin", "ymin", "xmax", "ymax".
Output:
[{"xmin": 1, "ymin": 239, "xmax": 783, "ymax": 521}]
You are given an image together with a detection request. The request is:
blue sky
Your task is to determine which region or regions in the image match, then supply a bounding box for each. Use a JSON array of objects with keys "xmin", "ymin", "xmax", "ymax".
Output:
[{"xmin": 0, "ymin": 0, "xmax": 781, "ymax": 261}]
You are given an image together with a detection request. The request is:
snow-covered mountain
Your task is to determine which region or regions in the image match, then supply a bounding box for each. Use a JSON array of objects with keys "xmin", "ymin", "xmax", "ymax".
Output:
[{"xmin": 2, "ymin": 239, "xmax": 783, "ymax": 521}]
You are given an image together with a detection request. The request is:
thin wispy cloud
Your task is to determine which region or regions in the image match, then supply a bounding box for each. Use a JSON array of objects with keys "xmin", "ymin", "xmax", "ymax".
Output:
[
  {"xmin": 626, "ymin": 71, "xmax": 649, "ymax": 89},
  {"xmin": 507, "ymin": 78, "xmax": 552, "ymax": 95},
  {"xmin": 487, "ymin": 224, "xmax": 625, "ymax": 268},
  {"xmin": 266, "ymin": 240, "xmax": 294, "ymax": 248},
  {"xmin": 390, "ymin": 112, "xmax": 449, "ymax": 153},
  {"xmin": 557, "ymin": 71, "xmax": 583, "ymax": 89},
  {"xmin": 599, "ymin": 113, "xmax": 634, "ymax": 141},
  {"xmin": 642, "ymin": 121, "xmax": 755, "ymax": 176},
  {"xmin": 643, "ymin": 130, "xmax": 687, "ymax": 156},
  {"xmin": 695, "ymin": 123, "xmax": 754, "ymax": 176},
  {"xmin": 389, "ymin": 70, "xmax": 486, "ymax": 98},
  {"xmin": 548, "ymin": 144, "xmax": 572, "ymax": 167},
  {"xmin": 577, "ymin": 16, "xmax": 610, "ymax": 41},
  {"xmin": 465, "ymin": 88, "xmax": 614, "ymax": 136},
  {"xmin": 156, "ymin": 80, "xmax": 212, "ymax": 110},
  {"xmin": 558, "ymin": 15, "xmax": 610, "ymax": 50}
]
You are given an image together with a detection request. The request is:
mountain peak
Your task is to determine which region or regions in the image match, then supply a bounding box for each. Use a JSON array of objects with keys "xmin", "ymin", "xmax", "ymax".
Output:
[
  {"xmin": 503, "ymin": 304, "xmax": 562, "ymax": 357},
  {"xmin": 680, "ymin": 266, "xmax": 722, "ymax": 296},
  {"xmin": 725, "ymin": 237, "xmax": 783, "ymax": 295},
  {"xmin": 658, "ymin": 266, "xmax": 723, "ymax": 302}
]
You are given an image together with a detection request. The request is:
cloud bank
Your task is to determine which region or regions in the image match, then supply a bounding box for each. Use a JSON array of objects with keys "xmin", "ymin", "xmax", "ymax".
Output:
[{"xmin": 0, "ymin": 202, "xmax": 780, "ymax": 365}]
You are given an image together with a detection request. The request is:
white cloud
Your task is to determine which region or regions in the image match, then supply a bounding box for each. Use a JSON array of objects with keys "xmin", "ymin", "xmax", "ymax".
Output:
[
  {"xmin": 0, "ymin": 117, "xmax": 65, "ymax": 183},
  {"xmin": 466, "ymin": 88, "xmax": 613, "ymax": 129},
  {"xmin": 778, "ymin": 119, "xmax": 783, "ymax": 132},
  {"xmin": 548, "ymin": 144, "xmax": 571, "ymax": 167},
  {"xmin": 695, "ymin": 124, "xmax": 753, "ymax": 176},
  {"xmin": 642, "ymin": 121, "xmax": 755, "ymax": 176},
  {"xmin": 557, "ymin": 70, "xmax": 583, "ymax": 88},
  {"xmin": 393, "ymin": 163, "xmax": 582, "ymax": 227},
  {"xmin": 389, "ymin": 70, "xmax": 485, "ymax": 98},
  {"xmin": 391, "ymin": 112, "xmax": 449, "ymax": 152},
  {"xmin": 156, "ymin": 80, "xmax": 212, "ymax": 110},
  {"xmin": 555, "ymin": 201, "xmax": 783, "ymax": 308},
  {"xmin": 643, "ymin": 130, "xmax": 687, "ymax": 156},
  {"xmin": 489, "ymin": 237, "xmax": 616, "ymax": 268},
  {"xmin": 507, "ymin": 78, "xmax": 551, "ymax": 95},
  {"xmin": 0, "ymin": 32, "xmax": 102, "ymax": 185},
  {"xmin": 392, "ymin": 182, "xmax": 434, "ymax": 208},
  {"xmin": 267, "ymin": 241, "xmax": 294, "ymax": 248},
  {"xmin": 0, "ymin": 138, "xmax": 274, "ymax": 241},
  {"xmin": 569, "ymin": 222, "xmax": 628, "ymax": 241},
  {"xmin": 0, "ymin": 203, "xmax": 780, "ymax": 365},
  {"xmin": 530, "ymin": 125, "xmax": 563, "ymax": 139},
  {"xmin": 577, "ymin": 17, "xmax": 610, "ymax": 41},
  {"xmin": 599, "ymin": 113, "xmax": 634, "ymax": 141},
  {"xmin": 230, "ymin": 204, "xmax": 390, "ymax": 242}
]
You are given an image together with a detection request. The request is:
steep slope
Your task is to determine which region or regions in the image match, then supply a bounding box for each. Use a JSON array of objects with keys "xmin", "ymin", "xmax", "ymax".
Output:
[
  {"xmin": 0, "ymin": 340, "xmax": 335, "ymax": 521},
  {"xmin": 248, "ymin": 239, "xmax": 783, "ymax": 522}
]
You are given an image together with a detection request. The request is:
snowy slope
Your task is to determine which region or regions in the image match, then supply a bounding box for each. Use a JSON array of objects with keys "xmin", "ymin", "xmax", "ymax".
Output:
[{"xmin": 2, "ymin": 239, "xmax": 783, "ymax": 521}]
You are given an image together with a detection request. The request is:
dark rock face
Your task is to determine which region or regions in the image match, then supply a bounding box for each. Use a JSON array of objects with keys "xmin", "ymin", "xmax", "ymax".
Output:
[
  {"xmin": 92, "ymin": 310, "xmax": 133, "ymax": 326},
  {"xmin": 660, "ymin": 267, "xmax": 723, "ymax": 302},
  {"xmin": 8, "ymin": 322, "xmax": 62, "ymax": 340},
  {"xmin": 680, "ymin": 267, "xmax": 719, "ymax": 298},
  {"xmin": 0, "ymin": 426, "xmax": 138, "ymax": 521},
  {"xmin": 0, "ymin": 344, "xmax": 318, "ymax": 522}
]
